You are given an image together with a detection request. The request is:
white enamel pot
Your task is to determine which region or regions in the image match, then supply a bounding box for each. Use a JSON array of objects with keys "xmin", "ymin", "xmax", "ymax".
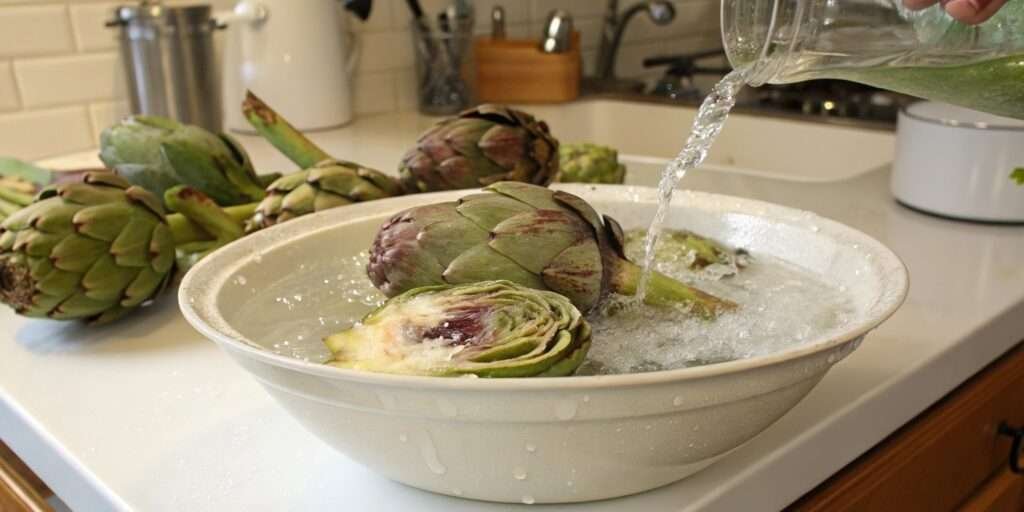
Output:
[
  {"xmin": 179, "ymin": 185, "xmax": 907, "ymax": 504},
  {"xmin": 892, "ymin": 102, "xmax": 1024, "ymax": 222}
]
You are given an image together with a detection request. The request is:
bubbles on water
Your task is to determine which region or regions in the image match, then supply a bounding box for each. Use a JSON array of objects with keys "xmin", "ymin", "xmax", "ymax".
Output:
[
  {"xmin": 577, "ymin": 250, "xmax": 856, "ymax": 376},
  {"xmin": 513, "ymin": 467, "xmax": 528, "ymax": 480}
]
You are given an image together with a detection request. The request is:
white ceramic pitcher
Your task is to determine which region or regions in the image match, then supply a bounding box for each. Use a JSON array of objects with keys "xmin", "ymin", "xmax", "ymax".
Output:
[{"xmin": 220, "ymin": 0, "xmax": 358, "ymax": 133}]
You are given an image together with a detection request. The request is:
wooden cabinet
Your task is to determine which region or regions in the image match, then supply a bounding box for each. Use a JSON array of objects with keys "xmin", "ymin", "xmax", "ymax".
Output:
[
  {"xmin": 0, "ymin": 441, "xmax": 51, "ymax": 512},
  {"xmin": 791, "ymin": 342, "xmax": 1024, "ymax": 511}
]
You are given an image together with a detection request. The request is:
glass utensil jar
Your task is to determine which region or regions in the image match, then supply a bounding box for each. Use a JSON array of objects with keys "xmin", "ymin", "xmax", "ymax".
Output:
[{"xmin": 722, "ymin": 0, "xmax": 1024, "ymax": 119}]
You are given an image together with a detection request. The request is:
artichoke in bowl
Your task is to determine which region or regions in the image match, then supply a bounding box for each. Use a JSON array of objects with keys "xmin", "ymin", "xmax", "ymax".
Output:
[
  {"xmin": 558, "ymin": 143, "xmax": 627, "ymax": 185},
  {"xmin": 623, "ymin": 228, "xmax": 748, "ymax": 271},
  {"xmin": 325, "ymin": 280, "xmax": 590, "ymax": 377},
  {"xmin": 367, "ymin": 181, "xmax": 734, "ymax": 317},
  {"xmin": 399, "ymin": 104, "xmax": 559, "ymax": 193}
]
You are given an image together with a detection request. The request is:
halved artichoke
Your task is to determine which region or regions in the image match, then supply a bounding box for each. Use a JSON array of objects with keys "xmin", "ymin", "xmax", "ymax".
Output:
[{"xmin": 324, "ymin": 280, "xmax": 591, "ymax": 377}]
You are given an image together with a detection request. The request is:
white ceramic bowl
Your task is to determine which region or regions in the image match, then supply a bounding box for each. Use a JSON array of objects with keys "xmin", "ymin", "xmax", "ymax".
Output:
[
  {"xmin": 179, "ymin": 184, "xmax": 907, "ymax": 504},
  {"xmin": 892, "ymin": 102, "xmax": 1024, "ymax": 222}
]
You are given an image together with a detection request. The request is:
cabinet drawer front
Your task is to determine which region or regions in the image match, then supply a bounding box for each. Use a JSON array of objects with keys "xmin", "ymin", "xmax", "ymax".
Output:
[{"xmin": 792, "ymin": 343, "xmax": 1024, "ymax": 511}]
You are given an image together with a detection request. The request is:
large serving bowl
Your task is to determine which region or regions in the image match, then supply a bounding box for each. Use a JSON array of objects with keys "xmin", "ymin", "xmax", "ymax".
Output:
[{"xmin": 178, "ymin": 184, "xmax": 907, "ymax": 504}]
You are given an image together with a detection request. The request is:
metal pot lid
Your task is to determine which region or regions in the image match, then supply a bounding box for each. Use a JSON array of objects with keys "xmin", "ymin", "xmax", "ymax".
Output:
[
  {"xmin": 902, "ymin": 101, "xmax": 1024, "ymax": 130},
  {"xmin": 110, "ymin": 2, "xmax": 212, "ymax": 25}
]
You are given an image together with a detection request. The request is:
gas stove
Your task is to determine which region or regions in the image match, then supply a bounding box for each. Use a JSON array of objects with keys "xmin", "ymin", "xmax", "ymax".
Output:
[{"xmin": 746, "ymin": 79, "xmax": 917, "ymax": 124}]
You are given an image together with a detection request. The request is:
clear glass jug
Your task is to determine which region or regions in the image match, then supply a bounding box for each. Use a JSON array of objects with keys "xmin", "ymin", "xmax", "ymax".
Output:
[{"xmin": 722, "ymin": 0, "xmax": 1024, "ymax": 118}]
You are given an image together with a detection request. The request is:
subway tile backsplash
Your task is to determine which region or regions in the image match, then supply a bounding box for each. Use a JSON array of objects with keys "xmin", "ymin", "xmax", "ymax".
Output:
[{"xmin": 0, "ymin": 0, "xmax": 720, "ymax": 161}]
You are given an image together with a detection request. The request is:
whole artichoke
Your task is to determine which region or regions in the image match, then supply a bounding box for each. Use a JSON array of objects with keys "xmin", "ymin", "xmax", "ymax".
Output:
[
  {"xmin": 367, "ymin": 182, "xmax": 734, "ymax": 317},
  {"xmin": 558, "ymin": 143, "xmax": 627, "ymax": 184},
  {"xmin": 100, "ymin": 115, "xmax": 265, "ymax": 206},
  {"xmin": 0, "ymin": 173, "xmax": 175, "ymax": 324},
  {"xmin": 246, "ymin": 159, "xmax": 405, "ymax": 232},
  {"xmin": 325, "ymin": 280, "xmax": 591, "ymax": 377},
  {"xmin": 0, "ymin": 172, "xmax": 251, "ymax": 324},
  {"xmin": 399, "ymin": 104, "xmax": 559, "ymax": 193}
]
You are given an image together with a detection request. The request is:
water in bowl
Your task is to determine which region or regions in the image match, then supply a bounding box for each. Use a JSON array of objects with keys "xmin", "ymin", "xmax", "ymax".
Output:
[{"xmin": 229, "ymin": 239, "xmax": 855, "ymax": 375}]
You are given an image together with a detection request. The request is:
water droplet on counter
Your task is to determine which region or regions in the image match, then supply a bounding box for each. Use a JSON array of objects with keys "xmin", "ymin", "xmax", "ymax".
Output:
[
  {"xmin": 525, "ymin": 443, "xmax": 536, "ymax": 453},
  {"xmin": 420, "ymin": 434, "xmax": 447, "ymax": 475},
  {"xmin": 513, "ymin": 467, "xmax": 528, "ymax": 480},
  {"xmin": 521, "ymin": 495, "xmax": 535, "ymax": 505},
  {"xmin": 555, "ymin": 401, "xmax": 577, "ymax": 421},
  {"xmin": 673, "ymin": 396, "xmax": 684, "ymax": 406},
  {"xmin": 399, "ymin": 433, "xmax": 407, "ymax": 443}
]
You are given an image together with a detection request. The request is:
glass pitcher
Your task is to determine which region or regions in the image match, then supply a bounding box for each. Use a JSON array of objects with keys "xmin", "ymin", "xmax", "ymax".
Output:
[{"xmin": 722, "ymin": 0, "xmax": 1024, "ymax": 118}]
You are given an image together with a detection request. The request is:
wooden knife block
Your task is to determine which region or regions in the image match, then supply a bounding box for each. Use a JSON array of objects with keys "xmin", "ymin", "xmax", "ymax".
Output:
[{"xmin": 473, "ymin": 32, "xmax": 581, "ymax": 103}]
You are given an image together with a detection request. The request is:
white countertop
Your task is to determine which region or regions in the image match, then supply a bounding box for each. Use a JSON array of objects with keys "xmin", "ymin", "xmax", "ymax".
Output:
[{"xmin": 4, "ymin": 108, "xmax": 1024, "ymax": 511}]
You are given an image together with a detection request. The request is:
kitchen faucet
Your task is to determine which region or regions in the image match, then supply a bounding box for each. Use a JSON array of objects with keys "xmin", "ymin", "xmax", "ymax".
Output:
[{"xmin": 595, "ymin": 0, "xmax": 677, "ymax": 80}]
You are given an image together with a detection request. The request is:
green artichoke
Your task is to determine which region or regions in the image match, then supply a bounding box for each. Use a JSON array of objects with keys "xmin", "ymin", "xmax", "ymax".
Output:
[
  {"xmin": 0, "ymin": 172, "xmax": 252, "ymax": 323},
  {"xmin": 558, "ymin": 143, "xmax": 627, "ymax": 184},
  {"xmin": 367, "ymin": 182, "xmax": 734, "ymax": 317},
  {"xmin": 0, "ymin": 172, "xmax": 174, "ymax": 323},
  {"xmin": 99, "ymin": 115, "xmax": 265, "ymax": 206},
  {"xmin": 399, "ymin": 104, "xmax": 559, "ymax": 193},
  {"xmin": 246, "ymin": 159, "xmax": 405, "ymax": 232},
  {"xmin": 325, "ymin": 280, "xmax": 591, "ymax": 377},
  {"xmin": 623, "ymin": 228, "xmax": 747, "ymax": 270}
]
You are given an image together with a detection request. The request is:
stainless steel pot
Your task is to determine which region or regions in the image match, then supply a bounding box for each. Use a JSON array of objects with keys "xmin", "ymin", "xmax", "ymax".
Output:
[{"xmin": 107, "ymin": 2, "xmax": 222, "ymax": 131}]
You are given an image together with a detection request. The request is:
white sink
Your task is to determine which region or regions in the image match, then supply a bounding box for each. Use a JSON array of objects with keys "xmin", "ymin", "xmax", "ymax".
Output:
[
  {"xmin": 39, "ymin": 99, "xmax": 895, "ymax": 185},
  {"xmin": 526, "ymin": 99, "xmax": 896, "ymax": 183}
]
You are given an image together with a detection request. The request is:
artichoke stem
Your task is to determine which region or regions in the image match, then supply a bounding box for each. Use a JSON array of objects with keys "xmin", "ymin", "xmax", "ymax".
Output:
[
  {"xmin": 0, "ymin": 186, "xmax": 34, "ymax": 208},
  {"xmin": 242, "ymin": 90, "xmax": 332, "ymax": 168},
  {"xmin": 166, "ymin": 201, "xmax": 257, "ymax": 245},
  {"xmin": 611, "ymin": 260, "xmax": 736, "ymax": 319}
]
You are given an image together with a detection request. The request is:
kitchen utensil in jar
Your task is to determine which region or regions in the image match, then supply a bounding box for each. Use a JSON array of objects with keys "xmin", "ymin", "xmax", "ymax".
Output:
[
  {"xmin": 107, "ymin": 1, "xmax": 222, "ymax": 131},
  {"xmin": 539, "ymin": 10, "xmax": 573, "ymax": 54}
]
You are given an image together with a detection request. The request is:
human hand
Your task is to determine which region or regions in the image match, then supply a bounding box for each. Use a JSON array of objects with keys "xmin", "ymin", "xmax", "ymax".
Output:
[{"xmin": 903, "ymin": 0, "xmax": 1009, "ymax": 24}]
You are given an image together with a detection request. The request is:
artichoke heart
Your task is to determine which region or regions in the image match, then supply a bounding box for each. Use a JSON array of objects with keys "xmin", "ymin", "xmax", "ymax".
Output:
[{"xmin": 324, "ymin": 281, "xmax": 591, "ymax": 377}]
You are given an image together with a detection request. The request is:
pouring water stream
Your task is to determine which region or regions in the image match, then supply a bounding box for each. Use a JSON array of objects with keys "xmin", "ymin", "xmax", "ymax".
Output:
[{"xmin": 636, "ymin": 68, "xmax": 749, "ymax": 299}]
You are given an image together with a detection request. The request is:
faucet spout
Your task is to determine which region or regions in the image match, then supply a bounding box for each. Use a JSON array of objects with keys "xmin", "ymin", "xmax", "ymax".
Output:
[{"xmin": 595, "ymin": 0, "xmax": 676, "ymax": 80}]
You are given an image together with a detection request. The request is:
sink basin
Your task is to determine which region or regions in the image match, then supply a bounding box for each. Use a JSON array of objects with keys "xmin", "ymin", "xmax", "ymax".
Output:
[
  {"xmin": 179, "ymin": 184, "xmax": 907, "ymax": 504},
  {"xmin": 525, "ymin": 99, "xmax": 896, "ymax": 183}
]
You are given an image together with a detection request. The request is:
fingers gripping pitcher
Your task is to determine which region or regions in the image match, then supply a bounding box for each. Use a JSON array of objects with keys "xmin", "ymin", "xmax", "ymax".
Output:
[{"xmin": 721, "ymin": 0, "xmax": 1024, "ymax": 118}]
